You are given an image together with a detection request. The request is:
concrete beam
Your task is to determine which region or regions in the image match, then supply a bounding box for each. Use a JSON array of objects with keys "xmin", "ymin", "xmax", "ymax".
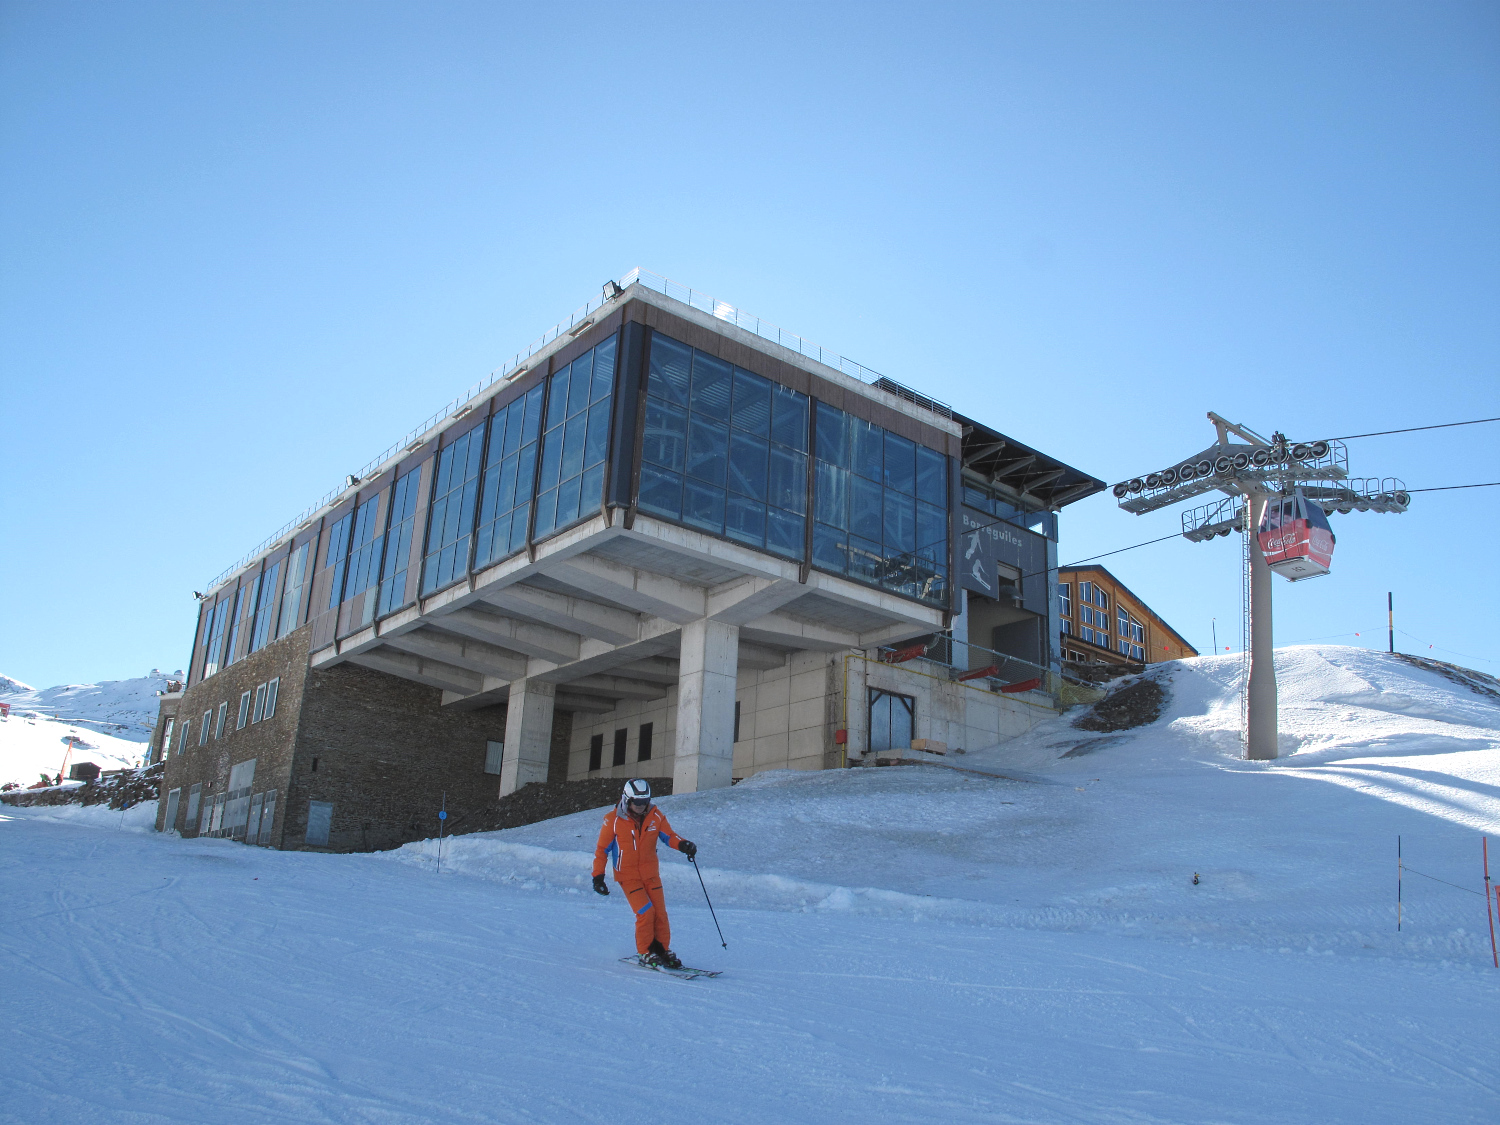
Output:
[
  {"xmin": 478, "ymin": 584, "xmax": 639, "ymax": 647},
  {"xmin": 347, "ymin": 649, "xmax": 483, "ymax": 695},
  {"xmin": 739, "ymin": 613, "xmax": 860, "ymax": 652},
  {"xmin": 548, "ymin": 555, "xmax": 706, "ymax": 624},
  {"xmin": 737, "ymin": 641, "xmax": 789, "ymax": 671},
  {"xmin": 382, "ymin": 629, "xmax": 527, "ymax": 680},
  {"xmin": 561, "ymin": 674, "xmax": 669, "ymax": 701},
  {"xmin": 434, "ymin": 606, "xmax": 581, "ymax": 664},
  {"xmin": 554, "ymin": 692, "xmax": 623, "ymax": 714},
  {"xmin": 706, "ymin": 576, "xmax": 807, "ymax": 626},
  {"xmin": 608, "ymin": 656, "xmax": 682, "ymax": 684}
]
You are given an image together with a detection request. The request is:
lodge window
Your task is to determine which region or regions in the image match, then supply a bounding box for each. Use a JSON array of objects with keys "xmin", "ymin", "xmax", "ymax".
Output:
[
  {"xmin": 322, "ymin": 511, "xmax": 354, "ymax": 610},
  {"xmin": 1060, "ymin": 619, "xmax": 1072, "ymax": 636},
  {"xmin": 199, "ymin": 710, "xmax": 211, "ymax": 745},
  {"xmin": 176, "ymin": 719, "xmax": 189, "ymax": 755},
  {"xmin": 252, "ymin": 683, "xmax": 268, "ymax": 723},
  {"xmin": 639, "ymin": 333, "xmax": 808, "ymax": 560},
  {"xmin": 421, "ymin": 425, "xmax": 485, "ymax": 595},
  {"xmin": 484, "ymin": 741, "xmax": 504, "ymax": 775},
  {"xmin": 224, "ymin": 584, "xmax": 249, "ymax": 667},
  {"xmin": 201, "ymin": 597, "xmax": 230, "ymax": 680},
  {"xmin": 814, "ymin": 402, "xmax": 948, "ymax": 604},
  {"xmin": 638, "ymin": 722, "xmax": 653, "ymax": 762},
  {"xmin": 588, "ymin": 734, "xmax": 604, "ymax": 772},
  {"xmin": 378, "ymin": 468, "xmax": 422, "ymax": 616},
  {"xmin": 185, "ymin": 782, "xmax": 202, "ymax": 826},
  {"xmin": 236, "ymin": 691, "xmax": 251, "ymax": 730},
  {"xmin": 160, "ymin": 719, "xmax": 175, "ymax": 759},
  {"xmin": 277, "ymin": 542, "xmax": 311, "ymax": 638},
  {"xmin": 1059, "ymin": 583, "xmax": 1072, "ymax": 616},
  {"xmin": 612, "ymin": 728, "xmax": 628, "ymax": 767},
  {"xmin": 250, "ymin": 558, "xmax": 281, "ymax": 653},
  {"xmin": 473, "ymin": 384, "xmax": 545, "ymax": 569},
  {"xmin": 214, "ymin": 702, "xmax": 228, "ymax": 739},
  {"xmin": 264, "ymin": 677, "xmax": 279, "ymax": 719},
  {"xmin": 342, "ymin": 493, "xmax": 385, "ymax": 611},
  {"xmin": 534, "ymin": 336, "xmax": 617, "ymax": 540}
]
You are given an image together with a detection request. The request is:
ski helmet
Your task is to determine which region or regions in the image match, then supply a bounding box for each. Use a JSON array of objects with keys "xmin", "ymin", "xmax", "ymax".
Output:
[{"xmin": 621, "ymin": 778, "xmax": 651, "ymax": 814}]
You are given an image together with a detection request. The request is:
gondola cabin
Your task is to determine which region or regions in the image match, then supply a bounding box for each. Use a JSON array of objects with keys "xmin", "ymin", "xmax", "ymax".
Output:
[{"xmin": 1258, "ymin": 490, "xmax": 1335, "ymax": 581}]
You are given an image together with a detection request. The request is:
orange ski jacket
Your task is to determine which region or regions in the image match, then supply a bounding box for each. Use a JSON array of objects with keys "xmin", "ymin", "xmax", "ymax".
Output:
[{"xmin": 593, "ymin": 805, "xmax": 687, "ymax": 884}]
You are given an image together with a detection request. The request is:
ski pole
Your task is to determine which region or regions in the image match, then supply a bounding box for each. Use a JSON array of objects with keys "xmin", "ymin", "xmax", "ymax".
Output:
[
  {"xmin": 1484, "ymin": 836, "xmax": 1496, "ymax": 969},
  {"xmin": 690, "ymin": 855, "xmax": 727, "ymax": 949}
]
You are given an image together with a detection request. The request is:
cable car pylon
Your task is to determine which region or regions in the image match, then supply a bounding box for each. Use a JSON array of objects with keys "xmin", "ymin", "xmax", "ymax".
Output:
[{"xmin": 1112, "ymin": 412, "xmax": 1411, "ymax": 759}]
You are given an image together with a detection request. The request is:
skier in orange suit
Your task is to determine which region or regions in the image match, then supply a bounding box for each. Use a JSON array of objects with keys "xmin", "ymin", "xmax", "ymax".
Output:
[{"xmin": 592, "ymin": 778, "xmax": 696, "ymax": 968}]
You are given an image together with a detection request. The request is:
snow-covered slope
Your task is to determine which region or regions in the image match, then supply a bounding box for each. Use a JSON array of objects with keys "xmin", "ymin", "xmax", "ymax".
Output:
[
  {"xmin": 2, "ymin": 645, "xmax": 1497, "ymax": 1124},
  {"xmin": 0, "ymin": 711, "xmax": 146, "ymax": 787},
  {"xmin": 0, "ymin": 669, "xmax": 179, "ymax": 742},
  {"xmin": 0, "ymin": 669, "xmax": 177, "ymax": 786},
  {"xmin": 395, "ymin": 646, "xmax": 1500, "ymax": 963}
]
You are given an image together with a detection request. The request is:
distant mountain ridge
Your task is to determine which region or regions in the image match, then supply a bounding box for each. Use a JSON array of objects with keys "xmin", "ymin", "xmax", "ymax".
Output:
[{"xmin": 0, "ymin": 670, "xmax": 182, "ymax": 743}]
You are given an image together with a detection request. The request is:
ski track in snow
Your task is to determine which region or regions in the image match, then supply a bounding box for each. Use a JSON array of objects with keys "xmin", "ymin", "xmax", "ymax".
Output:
[{"xmin": 2, "ymin": 647, "xmax": 1498, "ymax": 1124}]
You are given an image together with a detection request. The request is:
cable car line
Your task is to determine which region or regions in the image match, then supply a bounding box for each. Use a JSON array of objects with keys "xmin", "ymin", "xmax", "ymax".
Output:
[
  {"xmin": 1404, "ymin": 482, "xmax": 1500, "ymax": 493},
  {"xmin": 1322, "ymin": 417, "xmax": 1500, "ymax": 441},
  {"xmin": 1014, "ymin": 532, "xmax": 1183, "ymax": 584}
]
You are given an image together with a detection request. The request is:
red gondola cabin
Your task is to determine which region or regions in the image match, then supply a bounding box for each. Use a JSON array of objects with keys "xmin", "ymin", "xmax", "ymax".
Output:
[{"xmin": 1258, "ymin": 490, "xmax": 1335, "ymax": 581}]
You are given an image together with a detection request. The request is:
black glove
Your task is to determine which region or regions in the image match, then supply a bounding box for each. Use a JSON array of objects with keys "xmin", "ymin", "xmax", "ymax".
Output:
[
  {"xmin": 592, "ymin": 874, "xmax": 609, "ymax": 896},
  {"xmin": 679, "ymin": 839, "xmax": 697, "ymax": 859}
]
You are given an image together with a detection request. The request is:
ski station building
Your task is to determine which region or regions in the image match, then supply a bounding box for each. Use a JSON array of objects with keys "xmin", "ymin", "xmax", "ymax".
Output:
[{"xmin": 150, "ymin": 272, "xmax": 1104, "ymax": 850}]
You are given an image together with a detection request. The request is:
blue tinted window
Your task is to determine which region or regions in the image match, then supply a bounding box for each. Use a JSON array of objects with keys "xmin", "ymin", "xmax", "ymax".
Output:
[
  {"xmin": 201, "ymin": 596, "xmax": 230, "ymax": 680},
  {"xmin": 533, "ymin": 335, "xmax": 616, "ymax": 540},
  {"xmin": 639, "ymin": 332, "xmax": 807, "ymax": 560},
  {"xmin": 343, "ymin": 494, "xmax": 384, "ymax": 606},
  {"xmin": 377, "ymin": 468, "xmax": 422, "ymax": 616},
  {"xmin": 421, "ymin": 426, "xmax": 484, "ymax": 594},
  {"xmin": 323, "ymin": 513, "xmax": 353, "ymax": 608},
  {"xmin": 250, "ymin": 559, "xmax": 281, "ymax": 653},
  {"xmin": 812, "ymin": 403, "xmax": 948, "ymax": 604}
]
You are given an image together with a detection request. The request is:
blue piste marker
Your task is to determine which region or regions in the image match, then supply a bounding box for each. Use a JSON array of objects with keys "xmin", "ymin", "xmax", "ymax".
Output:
[{"xmin": 438, "ymin": 810, "xmax": 447, "ymax": 820}]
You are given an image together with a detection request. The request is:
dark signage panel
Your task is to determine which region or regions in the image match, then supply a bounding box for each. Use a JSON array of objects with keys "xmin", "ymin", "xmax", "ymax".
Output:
[{"xmin": 959, "ymin": 507, "xmax": 1048, "ymax": 613}]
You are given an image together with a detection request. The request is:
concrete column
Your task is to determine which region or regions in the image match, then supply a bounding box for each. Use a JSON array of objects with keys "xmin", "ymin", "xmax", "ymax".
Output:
[
  {"xmin": 1245, "ymin": 492, "xmax": 1278, "ymax": 760},
  {"xmin": 672, "ymin": 617, "xmax": 739, "ymax": 793},
  {"xmin": 498, "ymin": 678, "xmax": 556, "ymax": 796}
]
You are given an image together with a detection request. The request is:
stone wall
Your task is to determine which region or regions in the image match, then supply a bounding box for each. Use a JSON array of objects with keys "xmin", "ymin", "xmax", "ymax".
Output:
[
  {"xmin": 157, "ymin": 624, "xmax": 312, "ymax": 838},
  {"xmin": 284, "ymin": 661, "xmax": 508, "ymax": 852}
]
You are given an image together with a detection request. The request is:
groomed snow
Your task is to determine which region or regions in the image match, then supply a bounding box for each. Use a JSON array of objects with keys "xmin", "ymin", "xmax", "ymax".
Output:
[{"xmin": 3, "ymin": 646, "xmax": 1497, "ymax": 1124}]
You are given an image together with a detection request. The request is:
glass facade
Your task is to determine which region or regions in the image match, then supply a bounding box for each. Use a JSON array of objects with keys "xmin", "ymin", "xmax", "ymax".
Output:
[
  {"xmin": 201, "ymin": 597, "xmax": 229, "ymax": 680},
  {"xmin": 421, "ymin": 425, "xmax": 485, "ymax": 595},
  {"xmin": 194, "ymin": 323, "xmax": 976, "ymax": 680},
  {"xmin": 278, "ymin": 542, "xmax": 310, "ymax": 639},
  {"xmin": 249, "ymin": 559, "xmax": 280, "ymax": 653},
  {"xmin": 534, "ymin": 336, "xmax": 616, "ymax": 539},
  {"xmin": 323, "ymin": 511, "xmax": 353, "ymax": 610},
  {"xmin": 224, "ymin": 584, "xmax": 247, "ymax": 667},
  {"xmin": 343, "ymin": 494, "xmax": 384, "ymax": 605},
  {"xmin": 638, "ymin": 333, "xmax": 808, "ymax": 559},
  {"xmin": 963, "ymin": 483, "xmax": 1056, "ymax": 540},
  {"xmin": 813, "ymin": 403, "xmax": 948, "ymax": 604},
  {"xmin": 473, "ymin": 384, "xmax": 544, "ymax": 568},
  {"xmin": 377, "ymin": 468, "xmax": 421, "ymax": 616}
]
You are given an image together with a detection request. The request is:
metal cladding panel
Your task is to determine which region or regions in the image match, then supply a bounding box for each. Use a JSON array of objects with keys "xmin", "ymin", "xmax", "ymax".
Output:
[
  {"xmin": 187, "ymin": 601, "xmax": 212, "ymax": 686},
  {"xmin": 609, "ymin": 320, "xmax": 648, "ymax": 510}
]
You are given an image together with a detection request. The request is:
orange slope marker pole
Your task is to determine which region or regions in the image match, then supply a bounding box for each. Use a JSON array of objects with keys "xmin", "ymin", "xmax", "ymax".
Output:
[{"xmin": 1485, "ymin": 837, "xmax": 1497, "ymax": 969}]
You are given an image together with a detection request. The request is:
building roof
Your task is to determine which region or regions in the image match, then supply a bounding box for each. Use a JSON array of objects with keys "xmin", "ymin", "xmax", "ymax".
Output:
[
  {"xmin": 1058, "ymin": 563, "xmax": 1200, "ymax": 656},
  {"xmin": 954, "ymin": 412, "xmax": 1105, "ymax": 510}
]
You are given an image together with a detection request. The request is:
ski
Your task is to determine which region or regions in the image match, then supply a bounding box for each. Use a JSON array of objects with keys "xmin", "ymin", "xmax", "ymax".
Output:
[{"xmin": 618, "ymin": 955, "xmax": 722, "ymax": 980}]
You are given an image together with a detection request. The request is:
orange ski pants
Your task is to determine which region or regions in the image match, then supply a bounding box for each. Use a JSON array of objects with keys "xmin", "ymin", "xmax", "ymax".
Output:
[{"xmin": 620, "ymin": 880, "xmax": 670, "ymax": 955}]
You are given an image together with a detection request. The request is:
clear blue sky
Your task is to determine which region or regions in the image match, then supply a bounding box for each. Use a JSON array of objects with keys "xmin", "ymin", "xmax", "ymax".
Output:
[{"xmin": 2, "ymin": 0, "xmax": 1496, "ymax": 688}]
